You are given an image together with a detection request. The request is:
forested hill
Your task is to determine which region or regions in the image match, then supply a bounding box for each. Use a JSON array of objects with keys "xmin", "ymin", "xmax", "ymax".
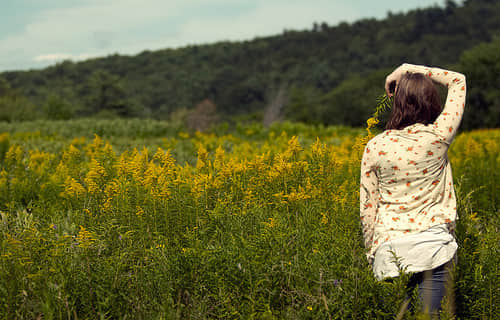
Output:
[{"xmin": 1, "ymin": 0, "xmax": 500, "ymax": 129}]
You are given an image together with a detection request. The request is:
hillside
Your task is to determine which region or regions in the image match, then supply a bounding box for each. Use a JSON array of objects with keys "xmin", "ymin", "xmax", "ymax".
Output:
[{"xmin": 1, "ymin": 0, "xmax": 499, "ymax": 129}]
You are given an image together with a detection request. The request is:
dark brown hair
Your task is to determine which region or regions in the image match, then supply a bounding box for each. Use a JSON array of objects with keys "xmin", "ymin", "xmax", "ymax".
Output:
[{"xmin": 386, "ymin": 73, "xmax": 442, "ymax": 130}]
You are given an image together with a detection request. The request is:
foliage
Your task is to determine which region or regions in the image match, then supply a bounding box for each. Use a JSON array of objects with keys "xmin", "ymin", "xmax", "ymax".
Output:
[
  {"xmin": 0, "ymin": 118, "xmax": 498, "ymax": 319},
  {"xmin": 0, "ymin": 79, "xmax": 41, "ymax": 122},
  {"xmin": 457, "ymin": 37, "xmax": 500, "ymax": 129},
  {"xmin": 1, "ymin": 1, "xmax": 500, "ymax": 128}
]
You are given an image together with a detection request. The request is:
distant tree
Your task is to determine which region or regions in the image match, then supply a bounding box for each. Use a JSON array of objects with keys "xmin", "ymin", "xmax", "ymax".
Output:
[
  {"xmin": 42, "ymin": 95, "xmax": 75, "ymax": 120},
  {"xmin": 285, "ymin": 86, "xmax": 324, "ymax": 124},
  {"xmin": 0, "ymin": 78, "xmax": 40, "ymax": 122},
  {"xmin": 319, "ymin": 70, "xmax": 389, "ymax": 127},
  {"xmin": 458, "ymin": 38, "xmax": 500, "ymax": 129},
  {"xmin": 86, "ymin": 70, "xmax": 141, "ymax": 117},
  {"xmin": 445, "ymin": 0, "xmax": 458, "ymax": 11},
  {"xmin": 0, "ymin": 78, "xmax": 10, "ymax": 96}
]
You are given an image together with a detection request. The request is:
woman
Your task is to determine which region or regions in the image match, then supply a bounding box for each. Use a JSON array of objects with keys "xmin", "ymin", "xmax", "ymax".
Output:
[{"xmin": 359, "ymin": 63, "xmax": 466, "ymax": 314}]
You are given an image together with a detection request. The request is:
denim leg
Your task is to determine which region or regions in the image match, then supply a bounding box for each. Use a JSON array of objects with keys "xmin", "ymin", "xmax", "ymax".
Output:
[
  {"xmin": 419, "ymin": 264, "xmax": 449, "ymax": 314},
  {"xmin": 406, "ymin": 261, "xmax": 452, "ymax": 315}
]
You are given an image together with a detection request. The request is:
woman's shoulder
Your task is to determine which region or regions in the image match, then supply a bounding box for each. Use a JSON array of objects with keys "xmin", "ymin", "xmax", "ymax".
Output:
[
  {"xmin": 367, "ymin": 132, "xmax": 385, "ymax": 145},
  {"xmin": 364, "ymin": 132, "xmax": 389, "ymax": 152},
  {"xmin": 369, "ymin": 123, "xmax": 441, "ymax": 146},
  {"xmin": 382, "ymin": 123, "xmax": 440, "ymax": 137}
]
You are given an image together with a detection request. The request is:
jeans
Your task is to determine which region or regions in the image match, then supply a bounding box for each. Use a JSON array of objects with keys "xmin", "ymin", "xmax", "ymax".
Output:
[{"xmin": 405, "ymin": 259, "xmax": 454, "ymax": 316}]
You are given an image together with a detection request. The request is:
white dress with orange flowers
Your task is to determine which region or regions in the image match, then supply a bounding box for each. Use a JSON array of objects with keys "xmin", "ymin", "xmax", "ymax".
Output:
[{"xmin": 359, "ymin": 64, "xmax": 466, "ymax": 273}]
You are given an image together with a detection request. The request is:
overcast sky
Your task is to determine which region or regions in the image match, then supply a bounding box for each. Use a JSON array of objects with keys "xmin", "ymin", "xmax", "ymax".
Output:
[{"xmin": 0, "ymin": 0, "xmax": 447, "ymax": 72}]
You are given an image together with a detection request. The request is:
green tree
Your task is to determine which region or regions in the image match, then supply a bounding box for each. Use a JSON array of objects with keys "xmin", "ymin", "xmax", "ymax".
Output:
[
  {"xmin": 318, "ymin": 69, "xmax": 390, "ymax": 127},
  {"xmin": 285, "ymin": 86, "xmax": 324, "ymax": 124},
  {"xmin": 458, "ymin": 38, "xmax": 500, "ymax": 129},
  {"xmin": 42, "ymin": 95, "xmax": 75, "ymax": 120},
  {"xmin": 86, "ymin": 71, "xmax": 141, "ymax": 118},
  {"xmin": 0, "ymin": 78, "xmax": 40, "ymax": 122}
]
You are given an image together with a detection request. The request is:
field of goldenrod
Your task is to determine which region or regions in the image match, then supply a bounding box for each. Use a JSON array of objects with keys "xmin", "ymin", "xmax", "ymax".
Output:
[{"xmin": 0, "ymin": 119, "xmax": 498, "ymax": 319}]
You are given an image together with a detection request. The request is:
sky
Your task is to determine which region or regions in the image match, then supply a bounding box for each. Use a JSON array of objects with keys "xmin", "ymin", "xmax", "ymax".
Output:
[{"xmin": 0, "ymin": 0, "xmax": 448, "ymax": 72}]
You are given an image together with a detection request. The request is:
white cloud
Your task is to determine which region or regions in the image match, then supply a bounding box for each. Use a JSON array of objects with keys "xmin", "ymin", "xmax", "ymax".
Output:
[
  {"xmin": 34, "ymin": 54, "xmax": 73, "ymax": 62},
  {"xmin": 34, "ymin": 53, "xmax": 99, "ymax": 63}
]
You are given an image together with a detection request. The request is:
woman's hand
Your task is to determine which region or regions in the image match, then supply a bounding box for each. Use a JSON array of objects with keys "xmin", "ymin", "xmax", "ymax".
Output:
[{"xmin": 385, "ymin": 64, "xmax": 408, "ymax": 97}]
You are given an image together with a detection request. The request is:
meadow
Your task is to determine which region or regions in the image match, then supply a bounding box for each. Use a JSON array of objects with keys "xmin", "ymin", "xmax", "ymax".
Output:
[{"xmin": 0, "ymin": 119, "xmax": 498, "ymax": 319}]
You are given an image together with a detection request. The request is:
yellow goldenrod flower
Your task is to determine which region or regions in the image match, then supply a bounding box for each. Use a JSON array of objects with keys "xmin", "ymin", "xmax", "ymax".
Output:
[
  {"xmin": 263, "ymin": 217, "xmax": 276, "ymax": 228},
  {"xmin": 76, "ymin": 225, "xmax": 95, "ymax": 249},
  {"xmin": 321, "ymin": 213, "xmax": 328, "ymax": 225},
  {"xmin": 84, "ymin": 158, "xmax": 107, "ymax": 194},
  {"xmin": 136, "ymin": 206, "xmax": 144, "ymax": 216},
  {"xmin": 61, "ymin": 176, "xmax": 86, "ymax": 198},
  {"xmin": 470, "ymin": 212, "xmax": 478, "ymax": 221},
  {"xmin": 366, "ymin": 117, "xmax": 379, "ymax": 129},
  {"xmin": 196, "ymin": 144, "xmax": 209, "ymax": 170}
]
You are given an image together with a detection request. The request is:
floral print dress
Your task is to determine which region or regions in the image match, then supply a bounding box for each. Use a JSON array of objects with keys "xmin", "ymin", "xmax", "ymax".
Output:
[{"xmin": 360, "ymin": 64, "xmax": 466, "ymax": 263}]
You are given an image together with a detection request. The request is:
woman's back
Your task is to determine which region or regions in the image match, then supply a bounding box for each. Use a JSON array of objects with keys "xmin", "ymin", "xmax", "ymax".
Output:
[
  {"xmin": 360, "ymin": 63, "xmax": 466, "ymax": 260},
  {"xmin": 363, "ymin": 123, "xmax": 456, "ymax": 250}
]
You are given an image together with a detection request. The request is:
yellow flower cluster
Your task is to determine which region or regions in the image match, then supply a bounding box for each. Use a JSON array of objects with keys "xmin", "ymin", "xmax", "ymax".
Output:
[
  {"xmin": 0, "ymin": 125, "xmax": 497, "ymax": 251},
  {"xmin": 75, "ymin": 225, "xmax": 96, "ymax": 249}
]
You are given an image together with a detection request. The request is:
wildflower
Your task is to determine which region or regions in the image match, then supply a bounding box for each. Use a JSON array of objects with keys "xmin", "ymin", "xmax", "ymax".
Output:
[
  {"xmin": 85, "ymin": 134, "xmax": 104, "ymax": 158},
  {"xmin": 178, "ymin": 131, "xmax": 190, "ymax": 139},
  {"xmin": 136, "ymin": 206, "xmax": 144, "ymax": 216},
  {"xmin": 285, "ymin": 136, "xmax": 302, "ymax": 156},
  {"xmin": 70, "ymin": 136, "xmax": 86, "ymax": 146},
  {"xmin": 61, "ymin": 176, "xmax": 86, "ymax": 198},
  {"xmin": 321, "ymin": 213, "xmax": 328, "ymax": 225},
  {"xmin": 366, "ymin": 117, "xmax": 379, "ymax": 129},
  {"xmin": 470, "ymin": 212, "xmax": 478, "ymax": 221},
  {"xmin": 285, "ymin": 186, "xmax": 311, "ymax": 202},
  {"xmin": 0, "ymin": 169, "xmax": 8, "ymax": 190},
  {"xmin": 84, "ymin": 159, "xmax": 106, "ymax": 194},
  {"xmin": 75, "ymin": 226, "xmax": 95, "ymax": 249},
  {"xmin": 104, "ymin": 179, "xmax": 120, "ymax": 199},
  {"xmin": 153, "ymin": 147, "xmax": 176, "ymax": 167},
  {"xmin": 311, "ymin": 137, "xmax": 325, "ymax": 157},
  {"xmin": 4, "ymin": 145, "xmax": 24, "ymax": 169},
  {"xmin": 214, "ymin": 145, "xmax": 225, "ymax": 167},
  {"xmin": 196, "ymin": 144, "xmax": 209, "ymax": 170},
  {"xmin": 62, "ymin": 144, "xmax": 81, "ymax": 163},
  {"xmin": 264, "ymin": 217, "xmax": 276, "ymax": 228}
]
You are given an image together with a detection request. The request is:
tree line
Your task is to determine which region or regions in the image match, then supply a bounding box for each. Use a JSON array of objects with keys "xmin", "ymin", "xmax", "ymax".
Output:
[{"xmin": 0, "ymin": 0, "xmax": 499, "ymax": 130}]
